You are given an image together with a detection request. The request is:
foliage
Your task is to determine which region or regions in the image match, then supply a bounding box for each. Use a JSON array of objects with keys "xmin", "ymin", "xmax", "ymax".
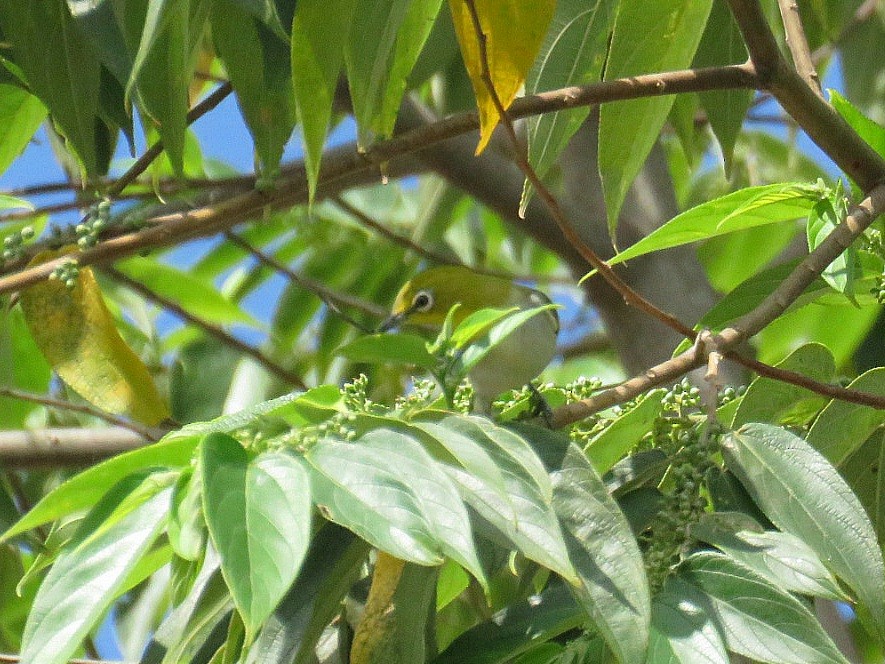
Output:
[{"xmin": 0, "ymin": 0, "xmax": 884, "ymax": 663}]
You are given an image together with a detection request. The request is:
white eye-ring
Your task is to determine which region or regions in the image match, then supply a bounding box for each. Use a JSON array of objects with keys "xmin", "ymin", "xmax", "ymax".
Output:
[{"xmin": 411, "ymin": 290, "xmax": 434, "ymax": 312}]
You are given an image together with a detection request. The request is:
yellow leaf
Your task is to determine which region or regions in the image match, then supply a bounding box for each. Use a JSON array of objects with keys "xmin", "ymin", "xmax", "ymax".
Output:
[
  {"xmin": 448, "ymin": 0, "xmax": 555, "ymax": 154},
  {"xmin": 20, "ymin": 252, "xmax": 170, "ymax": 426}
]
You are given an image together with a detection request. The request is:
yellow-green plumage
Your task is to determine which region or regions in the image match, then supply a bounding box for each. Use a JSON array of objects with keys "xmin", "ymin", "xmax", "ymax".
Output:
[{"xmin": 386, "ymin": 266, "xmax": 558, "ymax": 412}]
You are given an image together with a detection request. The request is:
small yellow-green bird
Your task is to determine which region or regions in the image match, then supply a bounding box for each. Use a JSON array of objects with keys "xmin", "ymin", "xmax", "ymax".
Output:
[{"xmin": 382, "ymin": 265, "xmax": 559, "ymax": 413}]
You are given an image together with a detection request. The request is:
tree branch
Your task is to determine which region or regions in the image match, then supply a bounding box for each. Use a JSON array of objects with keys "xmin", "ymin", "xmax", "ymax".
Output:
[
  {"xmin": 103, "ymin": 266, "xmax": 309, "ymax": 390},
  {"xmin": 777, "ymin": 0, "xmax": 823, "ymax": 96},
  {"xmin": 554, "ymin": 183, "xmax": 885, "ymax": 426},
  {"xmin": 0, "ymin": 387, "xmax": 165, "ymax": 440},
  {"xmin": 0, "ymin": 427, "xmax": 149, "ymax": 467},
  {"xmin": 0, "ymin": 64, "xmax": 757, "ymax": 296},
  {"xmin": 223, "ymin": 232, "xmax": 386, "ymax": 331},
  {"xmin": 728, "ymin": 0, "xmax": 885, "ymax": 190}
]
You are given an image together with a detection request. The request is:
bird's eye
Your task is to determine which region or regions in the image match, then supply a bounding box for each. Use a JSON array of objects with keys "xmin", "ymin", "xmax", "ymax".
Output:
[{"xmin": 411, "ymin": 290, "xmax": 433, "ymax": 312}]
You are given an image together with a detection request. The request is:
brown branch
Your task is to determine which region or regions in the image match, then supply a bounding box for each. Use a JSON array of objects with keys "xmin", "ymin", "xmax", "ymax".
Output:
[
  {"xmin": 332, "ymin": 195, "xmax": 459, "ymax": 267},
  {"xmin": 554, "ymin": 184, "xmax": 885, "ymax": 426},
  {"xmin": 777, "ymin": 0, "xmax": 823, "ymax": 97},
  {"xmin": 106, "ymin": 81, "xmax": 233, "ymax": 198},
  {"xmin": 0, "ymin": 387, "xmax": 165, "ymax": 440},
  {"xmin": 460, "ymin": 0, "xmax": 697, "ymax": 337},
  {"xmin": 0, "ymin": 427, "xmax": 149, "ymax": 467},
  {"xmin": 728, "ymin": 0, "xmax": 885, "ymax": 190},
  {"xmin": 0, "ymin": 64, "xmax": 758, "ymax": 297},
  {"xmin": 103, "ymin": 266, "xmax": 309, "ymax": 390},
  {"xmin": 448, "ymin": 0, "xmax": 885, "ymax": 419},
  {"xmin": 810, "ymin": 0, "xmax": 882, "ymax": 64},
  {"xmin": 0, "ymin": 191, "xmax": 158, "ymax": 224},
  {"xmin": 223, "ymin": 231, "xmax": 386, "ymax": 331},
  {"xmin": 720, "ymin": 183, "xmax": 885, "ymax": 343}
]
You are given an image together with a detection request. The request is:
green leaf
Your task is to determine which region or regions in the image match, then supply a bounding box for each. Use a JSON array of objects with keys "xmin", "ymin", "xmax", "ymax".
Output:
[
  {"xmin": 20, "ymin": 475, "xmax": 172, "ymax": 664},
  {"xmin": 678, "ymin": 551, "xmax": 851, "ymax": 664},
  {"xmin": 755, "ymin": 295, "xmax": 882, "ymax": 368},
  {"xmin": 173, "ymin": 385, "xmax": 343, "ymax": 436},
  {"xmin": 0, "ymin": 85, "xmax": 46, "ymax": 177},
  {"xmin": 519, "ymin": 0, "xmax": 617, "ymax": 214},
  {"xmin": 830, "ymin": 89, "xmax": 885, "ymax": 161},
  {"xmin": 453, "ymin": 305, "xmax": 559, "ymax": 376},
  {"xmin": 604, "ymin": 449, "xmax": 669, "ymax": 496},
  {"xmin": 212, "ymin": 0, "xmax": 295, "ymax": 173},
  {"xmin": 647, "ymin": 581, "xmax": 729, "ymax": 664},
  {"xmin": 0, "ymin": 0, "xmax": 102, "ymax": 175},
  {"xmin": 355, "ymin": 559, "xmax": 439, "ymax": 664},
  {"xmin": 345, "ymin": 0, "xmax": 441, "ymax": 146},
  {"xmin": 170, "ymin": 337, "xmax": 241, "ymax": 424},
  {"xmin": 551, "ymin": 444, "xmax": 650, "ymax": 663},
  {"xmin": 145, "ymin": 559, "xmax": 233, "ymax": 664},
  {"xmin": 599, "ymin": 0, "xmax": 712, "ymax": 237},
  {"xmin": 306, "ymin": 428, "xmax": 485, "ymax": 583},
  {"xmin": 116, "ymin": 257, "xmax": 260, "ymax": 327},
  {"xmin": 841, "ymin": 430, "xmax": 885, "ymax": 546},
  {"xmin": 226, "ymin": 0, "xmax": 292, "ymax": 38},
  {"xmin": 0, "ymin": 435, "xmax": 198, "ymax": 543},
  {"xmin": 806, "ymin": 184, "xmax": 854, "ymax": 299},
  {"xmin": 290, "ymin": 0, "xmax": 358, "ymax": 200},
  {"xmin": 723, "ymin": 424, "xmax": 885, "ymax": 643},
  {"xmin": 732, "ymin": 343, "xmax": 835, "ymax": 428},
  {"xmin": 246, "ymin": 524, "xmax": 369, "ymax": 664},
  {"xmin": 0, "ymin": 304, "xmax": 52, "ymax": 429},
  {"xmin": 449, "ymin": 306, "xmax": 519, "ymax": 348},
  {"xmin": 692, "ymin": 1, "xmax": 751, "ymax": 174},
  {"xmin": 806, "ymin": 367, "xmax": 885, "ymax": 466},
  {"xmin": 840, "ymin": 17, "xmax": 885, "ymax": 124},
  {"xmin": 608, "ymin": 183, "xmax": 822, "ymax": 266},
  {"xmin": 413, "ymin": 415, "xmax": 575, "ymax": 582},
  {"xmin": 127, "ymin": 0, "xmax": 212, "ymax": 174},
  {"xmin": 584, "ymin": 389, "xmax": 665, "ymax": 474},
  {"xmin": 697, "ymin": 221, "xmax": 801, "ymax": 293},
  {"xmin": 201, "ymin": 433, "xmax": 312, "ymax": 638},
  {"xmin": 169, "ymin": 468, "xmax": 206, "ymax": 561},
  {"xmin": 678, "ymin": 260, "xmax": 824, "ymax": 354},
  {"xmin": 337, "ymin": 332, "xmax": 437, "ymax": 370},
  {"xmin": 433, "ymin": 584, "xmax": 583, "ymax": 664},
  {"xmin": 692, "ymin": 513, "xmax": 848, "ymax": 602}
]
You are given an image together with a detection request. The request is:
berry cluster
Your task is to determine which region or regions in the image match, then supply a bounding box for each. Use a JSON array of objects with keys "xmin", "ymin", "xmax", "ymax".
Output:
[
  {"xmin": 1, "ymin": 225, "xmax": 35, "ymax": 264},
  {"xmin": 49, "ymin": 258, "xmax": 81, "ymax": 289},
  {"xmin": 75, "ymin": 200, "xmax": 111, "ymax": 250}
]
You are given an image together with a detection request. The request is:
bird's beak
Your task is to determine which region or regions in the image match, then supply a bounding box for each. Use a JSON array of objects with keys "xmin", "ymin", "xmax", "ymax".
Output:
[{"xmin": 376, "ymin": 311, "xmax": 405, "ymax": 333}]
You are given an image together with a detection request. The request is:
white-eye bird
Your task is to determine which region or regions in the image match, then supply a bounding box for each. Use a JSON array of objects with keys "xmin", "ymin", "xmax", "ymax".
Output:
[{"xmin": 382, "ymin": 265, "xmax": 559, "ymax": 413}]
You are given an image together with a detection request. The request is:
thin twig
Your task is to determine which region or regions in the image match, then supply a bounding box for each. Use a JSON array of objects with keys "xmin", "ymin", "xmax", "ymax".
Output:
[
  {"xmin": 224, "ymin": 231, "xmax": 385, "ymax": 331},
  {"xmin": 460, "ymin": 0, "xmax": 697, "ymax": 339},
  {"xmin": 103, "ymin": 266, "xmax": 308, "ymax": 390},
  {"xmin": 0, "ymin": 387, "xmax": 165, "ymax": 440},
  {"xmin": 106, "ymin": 81, "xmax": 233, "ymax": 198},
  {"xmin": 0, "ymin": 192, "xmax": 159, "ymax": 224},
  {"xmin": 554, "ymin": 184, "xmax": 885, "ymax": 426},
  {"xmin": 332, "ymin": 195, "xmax": 564, "ymax": 284},
  {"xmin": 728, "ymin": 0, "xmax": 885, "ymax": 190},
  {"xmin": 777, "ymin": 0, "xmax": 823, "ymax": 97},
  {"xmin": 332, "ymin": 195, "xmax": 458, "ymax": 267},
  {"xmin": 0, "ymin": 64, "xmax": 759, "ymax": 296}
]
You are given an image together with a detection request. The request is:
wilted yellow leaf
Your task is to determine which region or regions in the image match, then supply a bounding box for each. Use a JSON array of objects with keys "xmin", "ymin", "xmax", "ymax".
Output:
[
  {"xmin": 449, "ymin": 0, "xmax": 555, "ymax": 154},
  {"xmin": 20, "ymin": 253, "xmax": 170, "ymax": 426}
]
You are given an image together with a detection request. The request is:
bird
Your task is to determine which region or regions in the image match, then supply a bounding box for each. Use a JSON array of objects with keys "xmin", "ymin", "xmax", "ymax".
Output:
[{"xmin": 381, "ymin": 265, "xmax": 559, "ymax": 414}]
